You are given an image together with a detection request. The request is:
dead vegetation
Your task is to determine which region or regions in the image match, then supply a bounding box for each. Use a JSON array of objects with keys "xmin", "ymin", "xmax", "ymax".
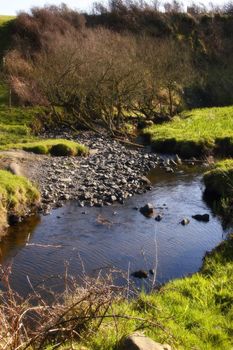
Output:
[{"xmin": 0, "ymin": 265, "xmax": 124, "ymax": 350}]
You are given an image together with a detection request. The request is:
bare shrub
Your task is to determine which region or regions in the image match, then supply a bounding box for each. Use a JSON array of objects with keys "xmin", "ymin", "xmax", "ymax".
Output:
[
  {"xmin": 30, "ymin": 28, "xmax": 144, "ymax": 134},
  {"xmin": 0, "ymin": 265, "xmax": 127, "ymax": 350},
  {"xmin": 12, "ymin": 4, "xmax": 85, "ymax": 54}
]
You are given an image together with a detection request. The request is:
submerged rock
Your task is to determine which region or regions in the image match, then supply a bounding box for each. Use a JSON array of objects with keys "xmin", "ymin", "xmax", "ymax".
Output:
[
  {"xmin": 165, "ymin": 167, "xmax": 174, "ymax": 173},
  {"xmin": 181, "ymin": 218, "xmax": 190, "ymax": 226},
  {"xmin": 192, "ymin": 214, "xmax": 210, "ymax": 222},
  {"xmin": 131, "ymin": 270, "xmax": 148, "ymax": 279},
  {"xmin": 140, "ymin": 203, "xmax": 154, "ymax": 217},
  {"xmin": 175, "ymin": 154, "xmax": 182, "ymax": 165},
  {"xmin": 8, "ymin": 214, "xmax": 22, "ymax": 225},
  {"xmin": 155, "ymin": 214, "xmax": 163, "ymax": 222}
]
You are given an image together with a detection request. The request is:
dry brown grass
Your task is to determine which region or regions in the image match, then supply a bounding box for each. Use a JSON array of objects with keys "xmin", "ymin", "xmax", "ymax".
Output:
[{"xmin": 0, "ymin": 266, "xmax": 127, "ymax": 350}]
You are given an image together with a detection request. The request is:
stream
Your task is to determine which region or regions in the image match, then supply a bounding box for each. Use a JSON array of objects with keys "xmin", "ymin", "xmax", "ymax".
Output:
[{"xmin": 0, "ymin": 166, "xmax": 231, "ymax": 296}]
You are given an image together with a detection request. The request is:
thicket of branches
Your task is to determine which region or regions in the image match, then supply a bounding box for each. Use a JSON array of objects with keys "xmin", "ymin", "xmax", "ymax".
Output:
[
  {"xmin": 3, "ymin": 1, "xmax": 233, "ymax": 134},
  {"xmin": 5, "ymin": 4, "xmax": 195, "ymax": 135}
]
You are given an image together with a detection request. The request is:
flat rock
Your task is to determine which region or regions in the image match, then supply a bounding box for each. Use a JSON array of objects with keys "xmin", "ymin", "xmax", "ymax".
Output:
[{"xmin": 119, "ymin": 333, "xmax": 172, "ymax": 350}]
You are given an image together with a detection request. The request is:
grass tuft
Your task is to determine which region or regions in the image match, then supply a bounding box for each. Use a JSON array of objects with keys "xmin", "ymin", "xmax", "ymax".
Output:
[
  {"xmin": 0, "ymin": 170, "xmax": 40, "ymax": 229},
  {"xmin": 204, "ymin": 159, "xmax": 233, "ymax": 198},
  {"xmin": 22, "ymin": 139, "xmax": 89, "ymax": 156}
]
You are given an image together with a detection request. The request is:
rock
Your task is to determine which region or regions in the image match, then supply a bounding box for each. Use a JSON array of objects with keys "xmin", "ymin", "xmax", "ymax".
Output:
[
  {"xmin": 139, "ymin": 176, "xmax": 151, "ymax": 186},
  {"xmin": 149, "ymin": 269, "xmax": 155, "ymax": 275},
  {"xmin": 8, "ymin": 214, "xmax": 22, "ymax": 225},
  {"xmin": 175, "ymin": 154, "xmax": 182, "ymax": 165},
  {"xmin": 181, "ymin": 218, "xmax": 190, "ymax": 226},
  {"xmin": 131, "ymin": 270, "xmax": 148, "ymax": 279},
  {"xmin": 119, "ymin": 332, "xmax": 172, "ymax": 350},
  {"xmin": 165, "ymin": 167, "xmax": 174, "ymax": 173},
  {"xmin": 6, "ymin": 162, "xmax": 22, "ymax": 176},
  {"xmin": 133, "ymin": 206, "xmax": 139, "ymax": 211},
  {"xmin": 155, "ymin": 214, "xmax": 163, "ymax": 222},
  {"xmin": 110, "ymin": 195, "xmax": 117, "ymax": 202},
  {"xmin": 170, "ymin": 159, "xmax": 177, "ymax": 166},
  {"xmin": 140, "ymin": 203, "xmax": 154, "ymax": 217},
  {"xmin": 192, "ymin": 214, "xmax": 210, "ymax": 222}
]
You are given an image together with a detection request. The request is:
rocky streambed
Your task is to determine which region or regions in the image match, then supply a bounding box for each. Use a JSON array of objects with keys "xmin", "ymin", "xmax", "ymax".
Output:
[{"xmin": 29, "ymin": 133, "xmax": 176, "ymax": 214}]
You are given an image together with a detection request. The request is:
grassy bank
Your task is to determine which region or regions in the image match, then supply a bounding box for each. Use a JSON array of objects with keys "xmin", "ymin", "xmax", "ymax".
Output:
[
  {"xmin": 0, "ymin": 15, "xmax": 15, "ymax": 26},
  {"xmin": 0, "ymin": 106, "xmax": 88, "ymax": 155},
  {"xmin": 143, "ymin": 106, "xmax": 233, "ymax": 158},
  {"xmin": 0, "ymin": 106, "xmax": 88, "ymax": 228},
  {"xmin": 203, "ymin": 159, "xmax": 233, "ymax": 220},
  {"xmin": 50, "ymin": 235, "xmax": 232, "ymax": 350},
  {"xmin": 204, "ymin": 159, "xmax": 233, "ymax": 198},
  {"xmin": 0, "ymin": 170, "xmax": 40, "ymax": 229}
]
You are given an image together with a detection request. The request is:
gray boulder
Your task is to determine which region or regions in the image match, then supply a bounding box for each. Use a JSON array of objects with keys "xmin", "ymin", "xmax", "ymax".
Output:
[
  {"xmin": 131, "ymin": 270, "xmax": 148, "ymax": 279},
  {"xmin": 119, "ymin": 333, "xmax": 172, "ymax": 350}
]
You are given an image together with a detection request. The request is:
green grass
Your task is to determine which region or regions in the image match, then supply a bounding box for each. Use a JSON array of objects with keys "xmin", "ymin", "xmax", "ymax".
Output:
[
  {"xmin": 0, "ymin": 15, "xmax": 15, "ymax": 58},
  {"xmin": 0, "ymin": 169, "xmax": 40, "ymax": 229},
  {"xmin": 203, "ymin": 160, "xmax": 233, "ymax": 221},
  {"xmin": 0, "ymin": 106, "xmax": 42, "ymax": 146},
  {"xmin": 0, "ymin": 83, "xmax": 8, "ymax": 105},
  {"xmin": 21, "ymin": 139, "xmax": 89, "ymax": 156},
  {"xmin": 53, "ymin": 235, "xmax": 233, "ymax": 350},
  {"xmin": 0, "ymin": 15, "xmax": 15, "ymax": 25},
  {"xmin": 0, "ymin": 106, "xmax": 88, "ymax": 156},
  {"xmin": 204, "ymin": 159, "xmax": 233, "ymax": 198},
  {"xmin": 143, "ymin": 106, "xmax": 233, "ymax": 157}
]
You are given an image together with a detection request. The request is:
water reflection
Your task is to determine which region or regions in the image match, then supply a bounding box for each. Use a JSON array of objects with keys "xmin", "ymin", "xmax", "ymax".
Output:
[{"xmin": 0, "ymin": 215, "xmax": 40, "ymax": 264}]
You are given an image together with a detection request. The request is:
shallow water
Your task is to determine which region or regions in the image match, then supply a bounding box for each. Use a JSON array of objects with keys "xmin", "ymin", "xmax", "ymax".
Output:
[{"xmin": 0, "ymin": 166, "xmax": 231, "ymax": 295}]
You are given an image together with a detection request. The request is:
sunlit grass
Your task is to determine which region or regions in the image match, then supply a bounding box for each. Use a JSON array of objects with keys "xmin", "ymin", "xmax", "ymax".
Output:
[
  {"xmin": 45, "ymin": 235, "xmax": 233, "ymax": 350},
  {"xmin": 0, "ymin": 15, "xmax": 15, "ymax": 25},
  {"xmin": 0, "ymin": 170, "xmax": 40, "ymax": 229},
  {"xmin": 143, "ymin": 106, "xmax": 233, "ymax": 157},
  {"xmin": 0, "ymin": 106, "xmax": 88, "ymax": 155}
]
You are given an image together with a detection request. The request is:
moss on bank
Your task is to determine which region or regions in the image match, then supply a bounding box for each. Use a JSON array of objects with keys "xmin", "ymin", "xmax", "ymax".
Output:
[
  {"xmin": 204, "ymin": 159, "xmax": 233, "ymax": 198},
  {"xmin": 203, "ymin": 159, "xmax": 233, "ymax": 221},
  {"xmin": 143, "ymin": 106, "xmax": 233, "ymax": 158},
  {"xmin": 0, "ymin": 170, "xmax": 40, "ymax": 229},
  {"xmin": 16, "ymin": 139, "xmax": 88, "ymax": 156}
]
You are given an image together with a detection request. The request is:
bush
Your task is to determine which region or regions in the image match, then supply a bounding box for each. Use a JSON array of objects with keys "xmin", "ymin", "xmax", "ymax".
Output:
[{"xmin": 50, "ymin": 143, "xmax": 75, "ymax": 156}]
